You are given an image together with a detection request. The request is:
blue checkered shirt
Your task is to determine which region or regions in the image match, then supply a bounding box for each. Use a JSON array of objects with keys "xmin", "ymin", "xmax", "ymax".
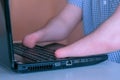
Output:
[{"xmin": 68, "ymin": 0, "xmax": 120, "ymax": 63}]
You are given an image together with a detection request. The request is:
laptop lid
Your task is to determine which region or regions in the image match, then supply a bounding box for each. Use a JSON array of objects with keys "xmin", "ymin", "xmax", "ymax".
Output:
[{"xmin": 0, "ymin": 0, "xmax": 14, "ymax": 69}]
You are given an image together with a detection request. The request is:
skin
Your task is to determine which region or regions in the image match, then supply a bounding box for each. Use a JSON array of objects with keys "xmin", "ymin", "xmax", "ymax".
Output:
[{"xmin": 23, "ymin": 4, "xmax": 120, "ymax": 58}]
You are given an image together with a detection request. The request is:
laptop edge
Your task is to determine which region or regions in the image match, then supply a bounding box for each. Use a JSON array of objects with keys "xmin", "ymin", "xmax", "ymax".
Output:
[{"xmin": 0, "ymin": 0, "xmax": 14, "ymax": 70}]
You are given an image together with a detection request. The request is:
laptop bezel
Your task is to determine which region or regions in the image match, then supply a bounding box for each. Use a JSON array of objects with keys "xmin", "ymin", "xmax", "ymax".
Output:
[{"xmin": 4, "ymin": 0, "xmax": 15, "ymax": 69}]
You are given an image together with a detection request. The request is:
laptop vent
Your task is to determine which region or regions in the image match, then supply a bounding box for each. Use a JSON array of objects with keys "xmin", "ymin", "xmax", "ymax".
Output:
[{"xmin": 28, "ymin": 64, "xmax": 53, "ymax": 71}]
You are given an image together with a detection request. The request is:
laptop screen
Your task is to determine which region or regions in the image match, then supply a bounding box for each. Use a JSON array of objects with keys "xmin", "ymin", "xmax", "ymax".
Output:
[{"xmin": 0, "ymin": 0, "xmax": 14, "ymax": 68}]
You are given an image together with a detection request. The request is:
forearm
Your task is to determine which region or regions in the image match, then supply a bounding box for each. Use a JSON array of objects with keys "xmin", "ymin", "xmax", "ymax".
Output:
[
  {"xmin": 38, "ymin": 4, "xmax": 82, "ymax": 42},
  {"xmin": 76, "ymin": 5, "xmax": 120, "ymax": 56},
  {"xmin": 55, "ymin": 5, "xmax": 120, "ymax": 58},
  {"xmin": 41, "ymin": 16, "xmax": 74, "ymax": 41},
  {"xmin": 94, "ymin": 5, "xmax": 120, "ymax": 46}
]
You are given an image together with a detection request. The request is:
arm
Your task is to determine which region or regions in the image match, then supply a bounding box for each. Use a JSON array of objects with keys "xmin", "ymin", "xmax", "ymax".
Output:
[
  {"xmin": 23, "ymin": 4, "xmax": 82, "ymax": 48},
  {"xmin": 36, "ymin": 4, "xmax": 82, "ymax": 41},
  {"xmin": 55, "ymin": 6, "xmax": 120, "ymax": 58}
]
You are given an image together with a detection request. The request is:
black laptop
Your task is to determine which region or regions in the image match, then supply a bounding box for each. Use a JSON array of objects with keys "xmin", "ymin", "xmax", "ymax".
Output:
[{"xmin": 0, "ymin": 0, "xmax": 108, "ymax": 73}]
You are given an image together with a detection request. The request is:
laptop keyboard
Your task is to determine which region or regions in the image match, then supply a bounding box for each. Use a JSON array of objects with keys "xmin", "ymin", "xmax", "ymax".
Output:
[{"xmin": 14, "ymin": 43, "xmax": 56, "ymax": 62}]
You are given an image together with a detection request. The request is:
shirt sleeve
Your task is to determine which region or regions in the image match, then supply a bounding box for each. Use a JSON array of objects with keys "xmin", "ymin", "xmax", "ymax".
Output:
[{"xmin": 67, "ymin": 0, "xmax": 83, "ymax": 9}]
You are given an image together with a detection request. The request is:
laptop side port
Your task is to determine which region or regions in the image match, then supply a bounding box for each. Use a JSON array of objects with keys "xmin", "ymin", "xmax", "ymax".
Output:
[{"xmin": 66, "ymin": 60, "xmax": 73, "ymax": 66}]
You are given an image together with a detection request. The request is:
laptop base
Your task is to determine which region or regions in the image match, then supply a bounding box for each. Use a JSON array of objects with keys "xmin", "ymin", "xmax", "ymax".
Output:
[{"xmin": 13, "ymin": 43, "xmax": 108, "ymax": 73}]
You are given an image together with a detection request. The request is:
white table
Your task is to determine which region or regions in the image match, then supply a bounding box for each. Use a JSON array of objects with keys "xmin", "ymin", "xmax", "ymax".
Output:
[{"xmin": 0, "ymin": 61, "xmax": 120, "ymax": 80}]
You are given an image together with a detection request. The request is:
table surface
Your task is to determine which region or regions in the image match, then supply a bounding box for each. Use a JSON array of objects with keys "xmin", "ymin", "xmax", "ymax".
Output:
[{"xmin": 0, "ymin": 61, "xmax": 120, "ymax": 80}]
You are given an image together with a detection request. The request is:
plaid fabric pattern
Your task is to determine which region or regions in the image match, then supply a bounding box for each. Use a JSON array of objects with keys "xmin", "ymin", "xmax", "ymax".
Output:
[{"xmin": 68, "ymin": 0, "xmax": 120, "ymax": 63}]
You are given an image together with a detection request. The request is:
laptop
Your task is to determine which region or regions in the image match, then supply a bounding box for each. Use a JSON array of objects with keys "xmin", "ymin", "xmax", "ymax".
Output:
[{"xmin": 0, "ymin": 0, "xmax": 108, "ymax": 73}]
